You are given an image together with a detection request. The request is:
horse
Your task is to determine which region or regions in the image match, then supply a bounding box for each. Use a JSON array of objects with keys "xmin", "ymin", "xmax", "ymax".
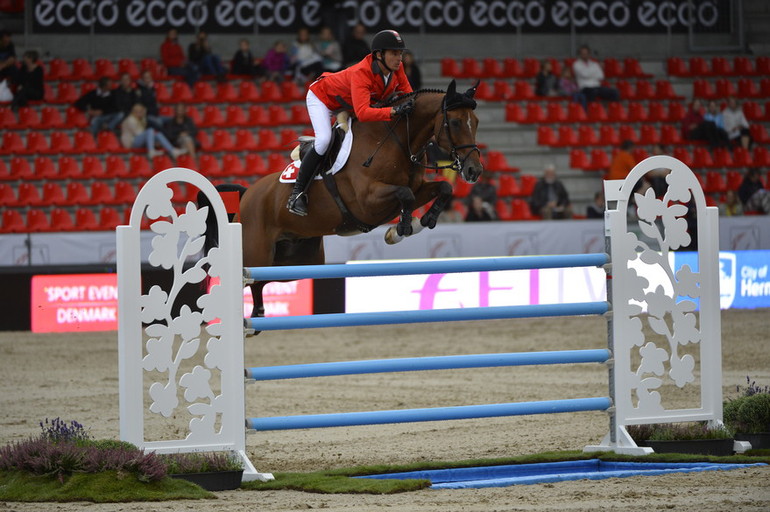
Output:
[{"xmin": 202, "ymin": 79, "xmax": 483, "ymax": 318}]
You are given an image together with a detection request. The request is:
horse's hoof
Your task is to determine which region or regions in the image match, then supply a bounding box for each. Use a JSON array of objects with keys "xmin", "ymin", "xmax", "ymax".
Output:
[
  {"xmin": 384, "ymin": 226, "xmax": 403, "ymax": 245},
  {"xmin": 397, "ymin": 223, "xmax": 413, "ymax": 237}
]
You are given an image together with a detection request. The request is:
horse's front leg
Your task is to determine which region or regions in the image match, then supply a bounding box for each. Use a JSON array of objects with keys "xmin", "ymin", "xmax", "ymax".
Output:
[
  {"xmin": 374, "ymin": 185, "xmax": 416, "ymax": 245},
  {"xmin": 414, "ymin": 180, "xmax": 453, "ymax": 229}
]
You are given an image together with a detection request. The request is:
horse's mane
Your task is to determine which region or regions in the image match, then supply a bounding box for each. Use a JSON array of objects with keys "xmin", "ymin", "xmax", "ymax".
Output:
[{"xmin": 382, "ymin": 88, "xmax": 445, "ymax": 107}]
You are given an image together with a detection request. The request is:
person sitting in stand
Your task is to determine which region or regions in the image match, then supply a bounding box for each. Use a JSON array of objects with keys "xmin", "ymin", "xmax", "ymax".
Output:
[
  {"xmin": 11, "ymin": 51, "xmax": 44, "ymax": 109},
  {"xmin": 342, "ymin": 23, "xmax": 370, "ymax": 67},
  {"xmin": 402, "ymin": 50, "xmax": 422, "ymax": 91},
  {"xmin": 535, "ymin": 59, "xmax": 559, "ymax": 97},
  {"xmin": 163, "ymin": 103, "xmax": 199, "ymax": 161},
  {"xmin": 121, "ymin": 103, "xmax": 185, "ymax": 159},
  {"xmin": 231, "ymin": 38, "xmax": 264, "ymax": 78},
  {"xmin": 529, "ymin": 164, "xmax": 573, "ymax": 219},
  {"xmin": 719, "ymin": 189, "xmax": 743, "ymax": 217},
  {"xmin": 558, "ymin": 66, "xmax": 586, "ymax": 110},
  {"xmin": 607, "ymin": 140, "xmax": 637, "ymax": 181},
  {"xmin": 572, "ymin": 44, "xmax": 619, "ymax": 104},
  {"xmin": 586, "ymin": 190, "xmax": 605, "ymax": 219},
  {"xmin": 262, "ymin": 40, "xmax": 290, "ymax": 82},
  {"xmin": 188, "ymin": 31, "xmax": 227, "ymax": 81},
  {"xmin": 317, "ymin": 26, "xmax": 343, "ymax": 73},
  {"xmin": 722, "ymin": 96, "xmax": 753, "ymax": 150},
  {"xmin": 467, "ymin": 172, "xmax": 497, "ymax": 208},
  {"xmin": 0, "ymin": 30, "xmax": 18, "ymax": 84},
  {"xmin": 286, "ymin": 29, "xmax": 414, "ymax": 216},
  {"xmin": 160, "ymin": 28, "xmax": 198, "ymax": 86},
  {"xmin": 465, "ymin": 195, "xmax": 496, "ymax": 222},
  {"xmin": 112, "ymin": 72, "xmax": 140, "ymax": 131},
  {"xmin": 290, "ymin": 27, "xmax": 324, "ymax": 83},
  {"xmin": 738, "ymin": 168, "xmax": 770, "ymax": 214},
  {"xmin": 74, "ymin": 76, "xmax": 120, "ymax": 138},
  {"xmin": 136, "ymin": 70, "xmax": 166, "ymax": 129},
  {"xmin": 703, "ymin": 99, "xmax": 730, "ymax": 148},
  {"xmin": 682, "ymin": 98, "xmax": 728, "ymax": 149}
]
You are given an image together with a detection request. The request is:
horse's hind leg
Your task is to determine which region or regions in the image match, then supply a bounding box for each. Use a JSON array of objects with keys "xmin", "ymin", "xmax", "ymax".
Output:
[{"xmin": 384, "ymin": 181, "xmax": 452, "ymax": 245}]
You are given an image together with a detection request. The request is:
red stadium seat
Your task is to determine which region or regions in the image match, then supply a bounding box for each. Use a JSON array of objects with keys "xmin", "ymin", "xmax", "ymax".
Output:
[
  {"xmin": 113, "ymin": 182, "xmax": 138, "ymax": 205},
  {"xmin": 579, "ymin": 125, "xmax": 600, "ymax": 146},
  {"xmin": 209, "ymin": 129, "xmax": 235, "ymax": 151},
  {"xmin": 599, "ymin": 125, "xmax": 620, "ymax": 146},
  {"xmin": 99, "ymin": 207, "xmax": 122, "ymax": 230},
  {"xmin": 518, "ymin": 174, "xmax": 537, "ymax": 196},
  {"xmin": 234, "ymin": 129, "xmax": 260, "ymax": 151},
  {"xmin": 105, "ymin": 155, "xmax": 129, "ymax": 178},
  {"xmin": 59, "ymin": 156, "xmax": 84, "ymax": 179},
  {"xmin": 256, "ymin": 129, "xmax": 280, "ymax": 151},
  {"xmin": 239, "ymin": 81, "xmax": 262, "ymax": 102},
  {"xmin": 567, "ymin": 102, "xmax": 588, "ymax": 123},
  {"xmin": 618, "ymin": 125, "xmax": 638, "ymax": 144},
  {"xmin": 70, "ymin": 58, "xmax": 96, "ymax": 81},
  {"xmin": 646, "ymin": 102, "xmax": 666, "ymax": 122},
  {"xmin": 75, "ymin": 208, "xmax": 100, "ymax": 231},
  {"xmin": 502, "ymin": 58, "xmax": 522, "ymax": 78},
  {"xmin": 667, "ymin": 57, "xmax": 688, "ymax": 77},
  {"xmin": 118, "ymin": 58, "xmax": 140, "ymax": 79},
  {"xmin": 726, "ymin": 170, "xmax": 744, "ymax": 190},
  {"xmin": 25, "ymin": 132, "xmax": 51, "ymax": 154},
  {"xmin": 733, "ymin": 56, "xmax": 755, "ymax": 76},
  {"xmin": 89, "ymin": 181, "xmax": 114, "ymax": 205},
  {"xmin": 672, "ymin": 147, "xmax": 693, "ymax": 167},
  {"xmin": 9, "ymin": 156, "xmax": 34, "ymax": 179},
  {"xmin": 626, "ymin": 102, "xmax": 648, "ymax": 122},
  {"xmin": 64, "ymin": 106, "xmax": 88, "ymax": 128},
  {"xmin": 512, "ymin": 80, "xmax": 535, "ymax": 101},
  {"xmin": 47, "ymin": 58, "xmax": 72, "ymax": 80},
  {"xmin": 50, "ymin": 131, "xmax": 75, "ymax": 154},
  {"xmin": 244, "ymin": 153, "xmax": 269, "ymax": 175},
  {"xmin": 693, "ymin": 79, "xmax": 716, "ymax": 99},
  {"xmin": 715, "ymin": 79, "xmax": 737, "ymax": 98},
  {"xmin": 199, "ymin": 154, "xmax": 223, "ymax": 177},
  {"xmin": 587, "ymin": 149, "xmax": 610, "ymax": 172},
  {"xmin": 34, "ymin": 156, "xmax": 58, "ymax": 180},
  {"xmin": 666, "ymin": 102, "xmax": 686, "ymax": 122},
  {"xmin": 536, "ymin": 126, "xmax": 556, "ymax": 146},
  {"xmin": 26, "ymin": 209, "xmax": 51, "ymax": 232},
  {"xmin": 97, "ymin": 131, "xmax": 128, "ymax": 153},
  {"xmin": 290, "ymin": 104, "xmax": 311, "ymax": 125},
  {"xmin": 485, "ymin": 151, "xmax": 518, "ymax": 173},
  {"xmin": 504, "ymin": 103, "xmax": 525, "ymax": 123},
  {"xmin": 570, "ymin": 149, "xmax": 589, "ymax": 170},
  {"xmin": 521, "ymin": 58, "xmax": 539, "ymax": 78},
  {"xmin": 266, "ymin": 105, "xmax": 291, "ymax": 126},
  {"xmin": 17, "ymin": 182, "xmax": 44, "ymax": 206},
  {"xmin": 692, "ymin": 147, "xmax": 715, "ymax": 168},
  {"xmin": 524, "ymin": 103, "xmax": 545, "ymax": 123},
  {"xmin": 224, "ymin": 105, "xmax": 248, "ymax": 127},
  {"xmin": 654, "ymin": 80, "xmax": 682, "ymax": 100},
  {"xmin": 731, "ymin": 147, "xmax": 753, "ymax": 168},
  {"xmin": 634, "ymin": 80, "xmax": 655, "ymax": 100},
  {"xmin": 555, "ymin": 125, "xmax": 578, "ymax": 147},
  {"xmin": 222, "ymin": 154, "xmax": 246, "ymax": 176},
  {"xmin": 711, "ymin": 57, "xmax": 732, "ymax": 76},
  {"xmin": 42, "ymin": 181, "xmax": 66, "ymax": 206},
  {"xmin": 461, "ymin": 58, "xmax": 483, "ymax": 78},
  {"xmin": 586, "ymin": 102, "xmax": 607, "ymax": 123},
  {"xmin": 170, "ymin": 82, "xmax": 194, "ymax": 103},
  {"xmin": 0, "ymin": 183, "xmax": 18, "ymax": 206},
  {"xmin": 268, "ymin": 153, "xmax": 290, "ymax": 172},
  {"xmin": 497, "ymin": 175, "xmax": 520, "ymax": 197},
  {"xmin": 704, "ymin": 171, "xmax": 727, "ymax": 193},
  {"xmin": 72, "ymin": 131, "xmax": 98, "ymax": 154},
  {"xmin": 482, "ymin": 58, "xmax": 505, "ymax": 78},
  {"xmin": 689, "ymin": 57, "xmax": 710, "ymax": 76},
  {"xmin": 49, "ymin": 208, "xmax": 76, "ymax": 232},
  {"xmin": 623, "ymin": 58, "xmax": 651, "ymax": 78},
  {"xmin": 606, "ymin": 102, "xmax": 627, "ymax": 122},
  {"xmin": 545, "ymin": 103, "xmax": 566, "ymax": 123},
  {"xmin": 14, "ymin": 107, "xmax": 41, "ymax": 129},
  {"xmin": 441, "ymin": 58, "xmax": 460, "ymax": 77},
  {"xmin": 200, "ymin": 105, "xmax": 226, "ymax": 128},
  {"xmin": 151, "ymin": 155, "xmax": 174, "ymax": 173},
  {"xmin": 1, "ymin": 209, "xmax": 25, "ymax": 233},
  {"xmin": 603, "ymin": 58, "xmax": 622, "ymax": 78},
  {"xmin": 94, "ymin": 58, "xmax": 118, "ymax": 80},
  {"xmin": 129, "ymin": 155, "xmax": 153, "ymax": 178},
  {"xmin": 193, "ymin": 81, "xmax": 217, "ymax": 103},
  {"xmin": 217, "ymin": 82, "xmax": 239, "ymax": 103},
  {"xmin": 280, "ymin": 81, "xmax": 305, "ymax": 102}
]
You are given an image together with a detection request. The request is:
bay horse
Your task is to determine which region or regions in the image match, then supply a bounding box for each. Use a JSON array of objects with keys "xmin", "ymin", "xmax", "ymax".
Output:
[{"xmin": 203, "ymin": 79, "xmax": 483, "ymax": 318}]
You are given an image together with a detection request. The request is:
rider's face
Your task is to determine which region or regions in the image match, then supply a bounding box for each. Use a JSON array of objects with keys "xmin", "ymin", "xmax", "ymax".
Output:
[{"xmin": 382, "ymin": 49, "xmax": 404, "ymax": 71}]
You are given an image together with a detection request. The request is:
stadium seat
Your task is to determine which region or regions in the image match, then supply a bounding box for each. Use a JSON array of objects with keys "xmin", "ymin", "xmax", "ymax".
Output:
[
  {"xmin": 753, "ymin": 146, "xmax": 770, "ymax": 167},
  {"xmin": 56, "ymin": 156, "xmax": 85, "ymax": 180},
  {"xmin": 26, "ymin": 132, "xmax": 51, "ymax": 154},
  {"xmin": 618, "ymin": 125, "xmax": 638, "ymax": 144},
  {"xmin": 473, "ymin": 81, "xmax": 495, "ymax": 101},
  {"xmin": 129, "ymin": 155, "xmax": 153, "ymax": 178},
  {"xmin": 749, "ymin": 124, "xmax": 770, "ymax": 144},
  {"xmin": 715, "ymin": 79, "xmax": 737, "ymax": 98},
  {"xmin": 504, "ymin": 103, "xmax": 525, "ymax": 123},
  {"xmin": 170, "ymin": 82, "xmax": 194, "ymax": 103},
  {"xmin": 200, "ymin": 105, "xmax": 226, "ymax": 128},
  {"xmin": 70, "ymin": 58, "xmax": 96, "ymax": 81},
  {"xmin": 17, "ymin": 182, "xmax": 44, "ymax": 206},
  {"xmin": 26, "ymin": 209, "xmax": 51, "ymax": 232},
  {"xmin": 570, "ymin": 149, "xmax": 589, "ymax": 170},
  {"xmin": 666, "ymin": 57, "xmax": 688, "ymax": 77},
  {"xmin": 586, "ymin": 149, "xmax": 610, "ymax": 172},
  {"xmin": 689, "ymin": 57, "xmax": 710, "ymax": 76},
  {"xmin": 216, "ymin": 82, "xmax": 239, "ymax": 103},
  {"xmin": 112, "ymin": 182, "xmax": 137, "ymax": 206},
  {"xmin": 268, "ymin": 153, "xmax": 290, "ymax": 172},
  {"xmin": 49, "ymin": 208, "xmax": 76, "ymax": 232},
  {"xmin": 97, "ymin": 131, "xmax": 127, "ymax": 153},
  {"xmin": 603, "ymin": 58, "xmax": 622, "ymax": 78},
  {"xmin": 497, "ymin": 175, "xmax": 520, "ymax": 197},
  {"xmin": 39, "ymin": 182, "xmax": 66, "ymax": 206},
  {"xmin": 222, "ymin": 154, "xmax": 246, "ymax": 176},
  {"xmin": 555, "ymin": 125, "xmax": 578, "ymax": 147},
  {"xmin": 9, "ymin": 156, "xmax": 34, "ymax": 179},
  {"xmin": 1, "ymin": 209, "xmax": 25, "ymax": 233},
  {"xmin": 47, "ymin": 58, "xmax": 72, "ymax": 80},
  {"xmin": 482, "ymin": 58, "xmax": 505, "ymax": 78},
  {"xmin": 72, "ymin": 131, "xmax": 98, "ymax": 153},
  {"xmin": 193, "ymin": 81, "xmax": 217, "ymax": 103},
  {"xmin": 646, "ymin": 102, "xmax": 666, "ymax": 122},
  {"xmin": 230, "ymin": 129, "xmax": 258, "ymax": 151},
  {"xmin": 510, "ymin": 199, "xmax": 535, "ymax": 220},
  {"xmin": 34, "ymin": 156, "xmax": 58, "ymax": 179},
  {"xmin": 247, "ymin": 105, "xmax": 269, "ymax": 126},
  {"xmin": 196, "ymin": 131, "xmax": 212, "ymax": 152},
  {"xmin": 39, "ymin": 106, "xmax": 66, "ymax": 129},
  {"xmin": 64, "ymin": 106, "xmax": 88, "ymax": 128},
  {"xmin": 239, "ymin": 81, "xmax": 261, "ymax": 102},
  {"xmin": 712, "ymin": 148, "xmax": 734, "ymax": 168},
  {"xmin": 654, "ymin": 80, "xmax": 682, "ymax": 100},
  {"xmin": 0, "ymin": 159, "xmax": 9, "ymax": 180},
  {"xmin": 256, "ymin": 129, "xmax": 280, "ymax": 151},
  {"xmin": 441, "ymin": 58, "xmax": 460, "ymax": 77},
  {"xmin": 50, "ymin": 131, "xmax": 76, "ymax": 154},
  {"xmin": 290, "ymin": 104, "xmax": 311, "ymax": 125},
  {"xmin": 75, "ymin": 208, "xmax": 100, "ymax": 230},
  {"xmin": 711, "ymin": 57, "xmax": 732, "ymax": 76},
  {"xmin": 209, "ymin": 129, "xmax": 235, "ymax": 151},
  {"xmin": 606, "ymin": 102, "xmax": 627, "ymax": 122},
  {"xmin": 536, "ymin": 126, "xmax": 556, "ymax": 146},
  {"xmin": 279, "ymin": 128, "xmax": 300, "ymax": 148},
  {"xmin": 14, "ymin": 106, "xmax": 41, "ymax": 129},
  {"xmin": 567, "ymin": 102, "xmax": 588, "ymax": 123},
  {"xmin": 495, "ymin": 199, "xmax": 513, "ymax": 220},
  {"xmin": 733, "ymin": 56, "xmax": 755, "ymax": 76},
  {"xmin": 140, "ymin": 57, "xmax": 163, "ymax": 77},
  {"xmin": 105, "ymin": 155, "xmax": 129, "ymax": 178},
  {"xmin": 502, "ymin": 58, "xmax": 522, "ymax": 77},
  {"xmin": 726, "ymin": 170, "xmax": 744, "ymax": 190},
  {"xmin": 223, "ymin": 105, "xmax": 247, "ymax": 127},
  {"xmin": 151, "ymin": 154, "xmax": 174, "ymax": 173},
  {"xmin": 64, "ymin": 181, "xmax": 90, "ymax": 206},
  {"xmin": 693, "ymin": 79, "xmax": 716, "ymax": 99},
  {"xmin": 672, "ymin": 147, "xmax": 693, "ymax": 167},
  {"xmin": 638, "ymin": 125, "xmax": 660, "ymax": 145},
  {"xmin": 99, "ymin": 207, "xmax": 122, "ymax": 230},
  {"xmin": 199, "ymin": 154, "xmax": 223, "ymax": 177},
  {"xmin": 266, "ymin": 105, "xmax": 290, "ymax": 126},
  {"xmin": 94, "ymin": 58, "xmax": 118, "ymax": 80},
  {"xmin": 0, "ymin": 107, "xmax": 14, "ymax": 129},
  {"xmin": 614, "ymin": 80, "xmax": 634, "ymax": 99},
  {"xmin": 546, "ymin": 103, "xmax": 566, "ymax": 123},
  {"xmin": 260, "ymin": 81, "xmax": 283, "ymax": 103},
  {"xmin": 244, "ymin": 153, "xmax": 269, "ymax": 175},
  {"xmin": 512, "ymin": 80, "xmax": 535, "ymax": 101},
  {"xmin": 118, "ymin": 58, "xmax": 140, "ymax": 79},
  {"xmin": 632, "ymin": 148, "xmax": 649, "ymax": 162},
  {"xmin": 692, "ymin": 147, "xmax": 715, "ymax": 168},
  {"xmin": 730, "ymin": 147, "xmax": 753, "ymax": 168},
  {"xmin": 518, "ymin": 174, "xmax": 537, "ymax": 196},
  {"xmin": 598, "ymin": 125, "xmax": 619, "ymax": 146},
  {"xmin": 524, "ymin": 103, "xmax": 545, "ymax": 123},
  {"xmin": 585, "ymin": 102, "xmax": 607, "ymax": 123},
  {"xmin": 666, "ymin": 102, "xmax": 686, "ymax": 122},
  {"xmin": 704, "ymin": 171, "xmax": 727, "ymax": 193},
  {"xmin": 485, "ymin": 151, "xmax": 518, "ymax": 173},
  {"xmin": 280, "ymin": 81, "xmax": 305, "ymax": 102},
  {"xmin": 627, "ymin": 102, "xmax": 648, "ymax": 122},
  {"xmin": 521, "ymin": 58, "xmax": 539, "ymax": 78},
  {"xmin": 634, "ymin": 80, "xmax": 655, "ymax": 100},
  {"xmin": 623, "ymin": 58, "xmax": 651, "ymax": 78},
  {"xmin": 452, "ymin": 179, "xmax": 472, "ymax": 199},
  {"xmin": 0, "ymin": 183, "xmax": 18, "ymax": 206},
  {"xmin": 461, "ymin": 58, "xmax": 483, "ymax": 78},
  {"xmin": 175, "ymin": 154, "xmax": 197, "ymax": 170},
  {"xmin": 737, "ymin": 78, "xmax": 760, "ymax": 99}
]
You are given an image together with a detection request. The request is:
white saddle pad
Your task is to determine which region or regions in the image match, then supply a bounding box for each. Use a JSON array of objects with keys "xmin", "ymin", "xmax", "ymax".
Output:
[{"xmin": 279, "ymin": 123, "xmax": 354, "ymax": 183}]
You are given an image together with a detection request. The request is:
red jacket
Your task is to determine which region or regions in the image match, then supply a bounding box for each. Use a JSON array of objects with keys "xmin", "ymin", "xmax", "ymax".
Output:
[
  {"xmin": 160, "ymin": 39, "xmax": 186, "ymax": 68},
  {"xmin": 309, "ymin": 54, "xmax": 413, "ymax": 122}
]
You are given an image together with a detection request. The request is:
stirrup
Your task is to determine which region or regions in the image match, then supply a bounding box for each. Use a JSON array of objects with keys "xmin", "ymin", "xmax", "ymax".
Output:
[{"xmin": 287, "ymin": 192, "xmax": 308, "ymax": 216}]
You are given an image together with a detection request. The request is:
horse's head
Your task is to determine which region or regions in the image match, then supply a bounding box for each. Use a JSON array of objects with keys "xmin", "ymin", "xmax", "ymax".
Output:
[{"xmin": 435, "ymin": 80, "xmax": 483, "ymax": 183}]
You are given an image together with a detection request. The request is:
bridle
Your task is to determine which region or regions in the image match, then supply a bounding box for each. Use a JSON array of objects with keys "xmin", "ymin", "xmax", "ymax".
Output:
[{"xmin": 362, "ymin": 92, "xmax": 480, "ymax": 174}]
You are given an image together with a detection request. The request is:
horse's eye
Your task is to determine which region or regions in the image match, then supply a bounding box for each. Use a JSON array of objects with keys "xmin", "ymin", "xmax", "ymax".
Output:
[{"xmin": 450, "ymin": 118, "xmax": 462, "ymax": 128}]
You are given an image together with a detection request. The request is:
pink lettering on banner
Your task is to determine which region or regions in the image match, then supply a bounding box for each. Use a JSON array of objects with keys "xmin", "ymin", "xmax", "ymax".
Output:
[
  {"xmin": 31, "ymin": 274, "xmax": 118, "ymax": 333},
  {"xmin": 209, "ymin": 277, "xmax": 313, "ymax": 320}
]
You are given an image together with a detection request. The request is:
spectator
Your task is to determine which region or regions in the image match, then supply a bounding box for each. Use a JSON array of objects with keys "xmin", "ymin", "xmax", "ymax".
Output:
[
  {"xmin": 607, "ymin": 140, "xmax": 636, "ymax": 181},
  {"xmin": 535, "ymin": 59, "xmax": 559, "ymax": 97},
  {"xmin": 586, "ymin": 190, "xmax": 605, "ymax": 219},
  {"xmin": 160, "ymin": 28, "xmax": 198, "ymax": 86},
  {"xmin": 402, "ymin": 50, "xmax": 422, "ymax": 91},
  {"xmin": 121, "ymin": 103, "xmax": 184, "ymax": 159},
  {"xmin": 342, "ymin": 23, "xmax": 370, "ymax": 67},
  {"xmin": 703, "ymin": 100, "xmax": 729, "ymax": 148},
  {"xmin": 317, "ymin": 26, "xmax": 342, "ymax": 73},
  {"xmin": 681, "ymin": 98, "xmax": 727, "ymax": 149},
  {"xmin": 572, "ymin": 44, "xmax": 619, "ymax": 104},
  {"xmin": 112, "ymin": 72, "xmax": 140, "ymax": 129},
  {"xmin": 0, "ymin": 30, "xmax": 17, "ymax": 83},
  {"xmin": 529, "ymin": 164, "xmax": 573, "ymax": 219},
  {"xmin": 188, "ymin": 31, "xmax": 227, "ymax": 80},
  {"xmin": 262, "ymin": 40, "xmax": 290, "ymax": 82},
  {"xmin": 737, "ymin": 168, "xmax": 770, "ymax": 214},
  {"xmin": 648, "ymin": 143, "xmax": 671, "ymax": 197},
  {"xmin": 438, "ymin": 198, "xmax": 464, "ymax": 223},
  {"xmin": 468, "ymin": 172, "xmax": 497, "ymax": 207},
  {"xmin": 74, "ymin": 76, "xmax": 120, "ymax": 138},
  {"xmin": 136, "ymin": 70, "xmax": 166, "ymax": 129},
  {"xmin": 11, "ymin": 51, "xmax": 44, "ymax": 109},
  {"xmin": 290, "ymin": 27, "xmax": 324, "ymax": 82},
  {"xmin": 719, "ymin": 189, "xmax": 743, "ymax": 217},
  {"xmin": 722, "ymin": 96, "xmax": 752, "ymax": 150},
  {"xmin": 231, "ymin": 38, "xmax": 264, "ymax": 78},
  {"xmin": 163, "ymin": 103, "xmax": 199, "ymax": 161},
  {"xmin": 558, "ymin": 66, "xmax": 586, "ymax": 110},
  {"xmin": 465, "ymin": 195, "xmax": 496, "ymax": 222}
]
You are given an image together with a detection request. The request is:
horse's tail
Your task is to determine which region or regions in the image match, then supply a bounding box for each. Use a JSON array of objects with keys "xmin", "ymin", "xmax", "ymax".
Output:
[{"xmin": 197, "ymin": 183, "xmax": 248, "ymax": 254}]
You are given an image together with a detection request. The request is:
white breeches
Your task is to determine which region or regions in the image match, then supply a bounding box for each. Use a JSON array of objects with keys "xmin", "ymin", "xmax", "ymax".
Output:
[{"xmin": 306, "ymin": 90, "xmax": 333, "ymax": 155}]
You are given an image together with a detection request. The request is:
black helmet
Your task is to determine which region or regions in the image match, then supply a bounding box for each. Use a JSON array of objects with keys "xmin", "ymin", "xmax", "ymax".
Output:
[{"xmin": 371, "ymin": 30, "xmax": 406, "ymax": 53}]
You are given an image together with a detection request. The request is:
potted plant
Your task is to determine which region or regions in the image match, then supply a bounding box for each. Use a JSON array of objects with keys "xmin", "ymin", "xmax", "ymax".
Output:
[
  {"xmin": 162, "ymin": 452, "xmax": 244, "ymax": 491},
  {"xmin": 627, "ymin": 422, "xmax": 734, "ymax": 456},
  {"xmin": 724, "ymin": 377, "xmax": 770, "ymax": 450}
]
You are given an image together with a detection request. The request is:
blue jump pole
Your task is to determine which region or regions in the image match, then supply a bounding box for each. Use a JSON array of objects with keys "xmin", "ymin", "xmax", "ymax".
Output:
[
  {"xmin": 246, "ymin": 397, "xmax": 612, "ymax": 431},
  {"xmin": 245, "ymin": 253, "xmax": 609, "ymax": 282},
  {"xmin": 248, "ymin": 301, "xmax": 609, "ymax": 332},
  {"xmin": 245, "ymin": 349, "xmax": 611, "ymax": 381}
]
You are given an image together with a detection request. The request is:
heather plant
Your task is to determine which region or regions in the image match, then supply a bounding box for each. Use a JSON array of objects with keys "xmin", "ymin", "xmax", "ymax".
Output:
[
  {"xmin": 724, "ymin": 377, "xmax": 770, "ymax": 434},
  {"xmin": 160, "ymin": 451, "xmax": 243, "ymax": 474},
  {"xmin": 39, "ymin": 418, "xmax": 90, "ymax": 444},
  {"xmin": 627, "ymin": 422, "xmax": 732, "ymax": 442}
]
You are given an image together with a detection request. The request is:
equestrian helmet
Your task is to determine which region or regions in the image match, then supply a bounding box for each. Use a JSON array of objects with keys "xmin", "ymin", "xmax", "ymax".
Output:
[{"xmin": 371, "ymin": 30, "xmax": 406, "ymax": 52}]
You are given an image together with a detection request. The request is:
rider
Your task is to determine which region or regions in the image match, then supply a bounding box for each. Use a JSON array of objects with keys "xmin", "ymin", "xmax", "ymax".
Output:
[{"xmin": 287, "ymin": 29, "xmax": 415, "ymax": 216}]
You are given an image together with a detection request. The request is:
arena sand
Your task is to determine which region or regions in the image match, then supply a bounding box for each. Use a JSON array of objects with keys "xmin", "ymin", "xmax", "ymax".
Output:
[{"xmin": 1, "ymin": 308, "xmax": 768, "ymax": 511}]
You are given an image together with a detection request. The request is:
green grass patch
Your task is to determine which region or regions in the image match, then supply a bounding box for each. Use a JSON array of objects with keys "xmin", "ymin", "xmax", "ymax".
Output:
[
  {"xmin": 0, "ymin": 470, "xmax": 213, "ymax": 502},
  {"xmin": 242, "ymin": 450, "xmax": 770, "ymax": 494}
]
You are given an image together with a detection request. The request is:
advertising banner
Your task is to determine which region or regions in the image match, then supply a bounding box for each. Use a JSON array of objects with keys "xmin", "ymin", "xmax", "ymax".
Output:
[
  {"xmin": 31, "ymin": 0, "xmax": 730, "ymax": 34},
  {"xmin": 31, "ymin": 274, "xmax": 118, "ymax": 333}
]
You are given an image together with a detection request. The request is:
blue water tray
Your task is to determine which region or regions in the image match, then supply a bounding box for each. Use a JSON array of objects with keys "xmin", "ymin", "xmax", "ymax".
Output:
[{"xmin": 357, "ymin": 459, "xmax": 766, "ymax": 489}]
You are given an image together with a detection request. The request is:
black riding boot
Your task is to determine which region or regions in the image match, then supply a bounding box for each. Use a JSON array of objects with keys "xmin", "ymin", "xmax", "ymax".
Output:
[{"xmin": 287, "ymin": 147, "xmax": 323, "ymax": 216}]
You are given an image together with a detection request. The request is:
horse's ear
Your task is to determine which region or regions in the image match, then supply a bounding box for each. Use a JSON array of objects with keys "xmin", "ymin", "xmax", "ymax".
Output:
[
  {"xmin": 446, "ymin": 79, "xmax": 457, "ymax": 97},
  {"xmin": 465, "ymin": 80, "xmax": 480, "ymax": 99}
]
